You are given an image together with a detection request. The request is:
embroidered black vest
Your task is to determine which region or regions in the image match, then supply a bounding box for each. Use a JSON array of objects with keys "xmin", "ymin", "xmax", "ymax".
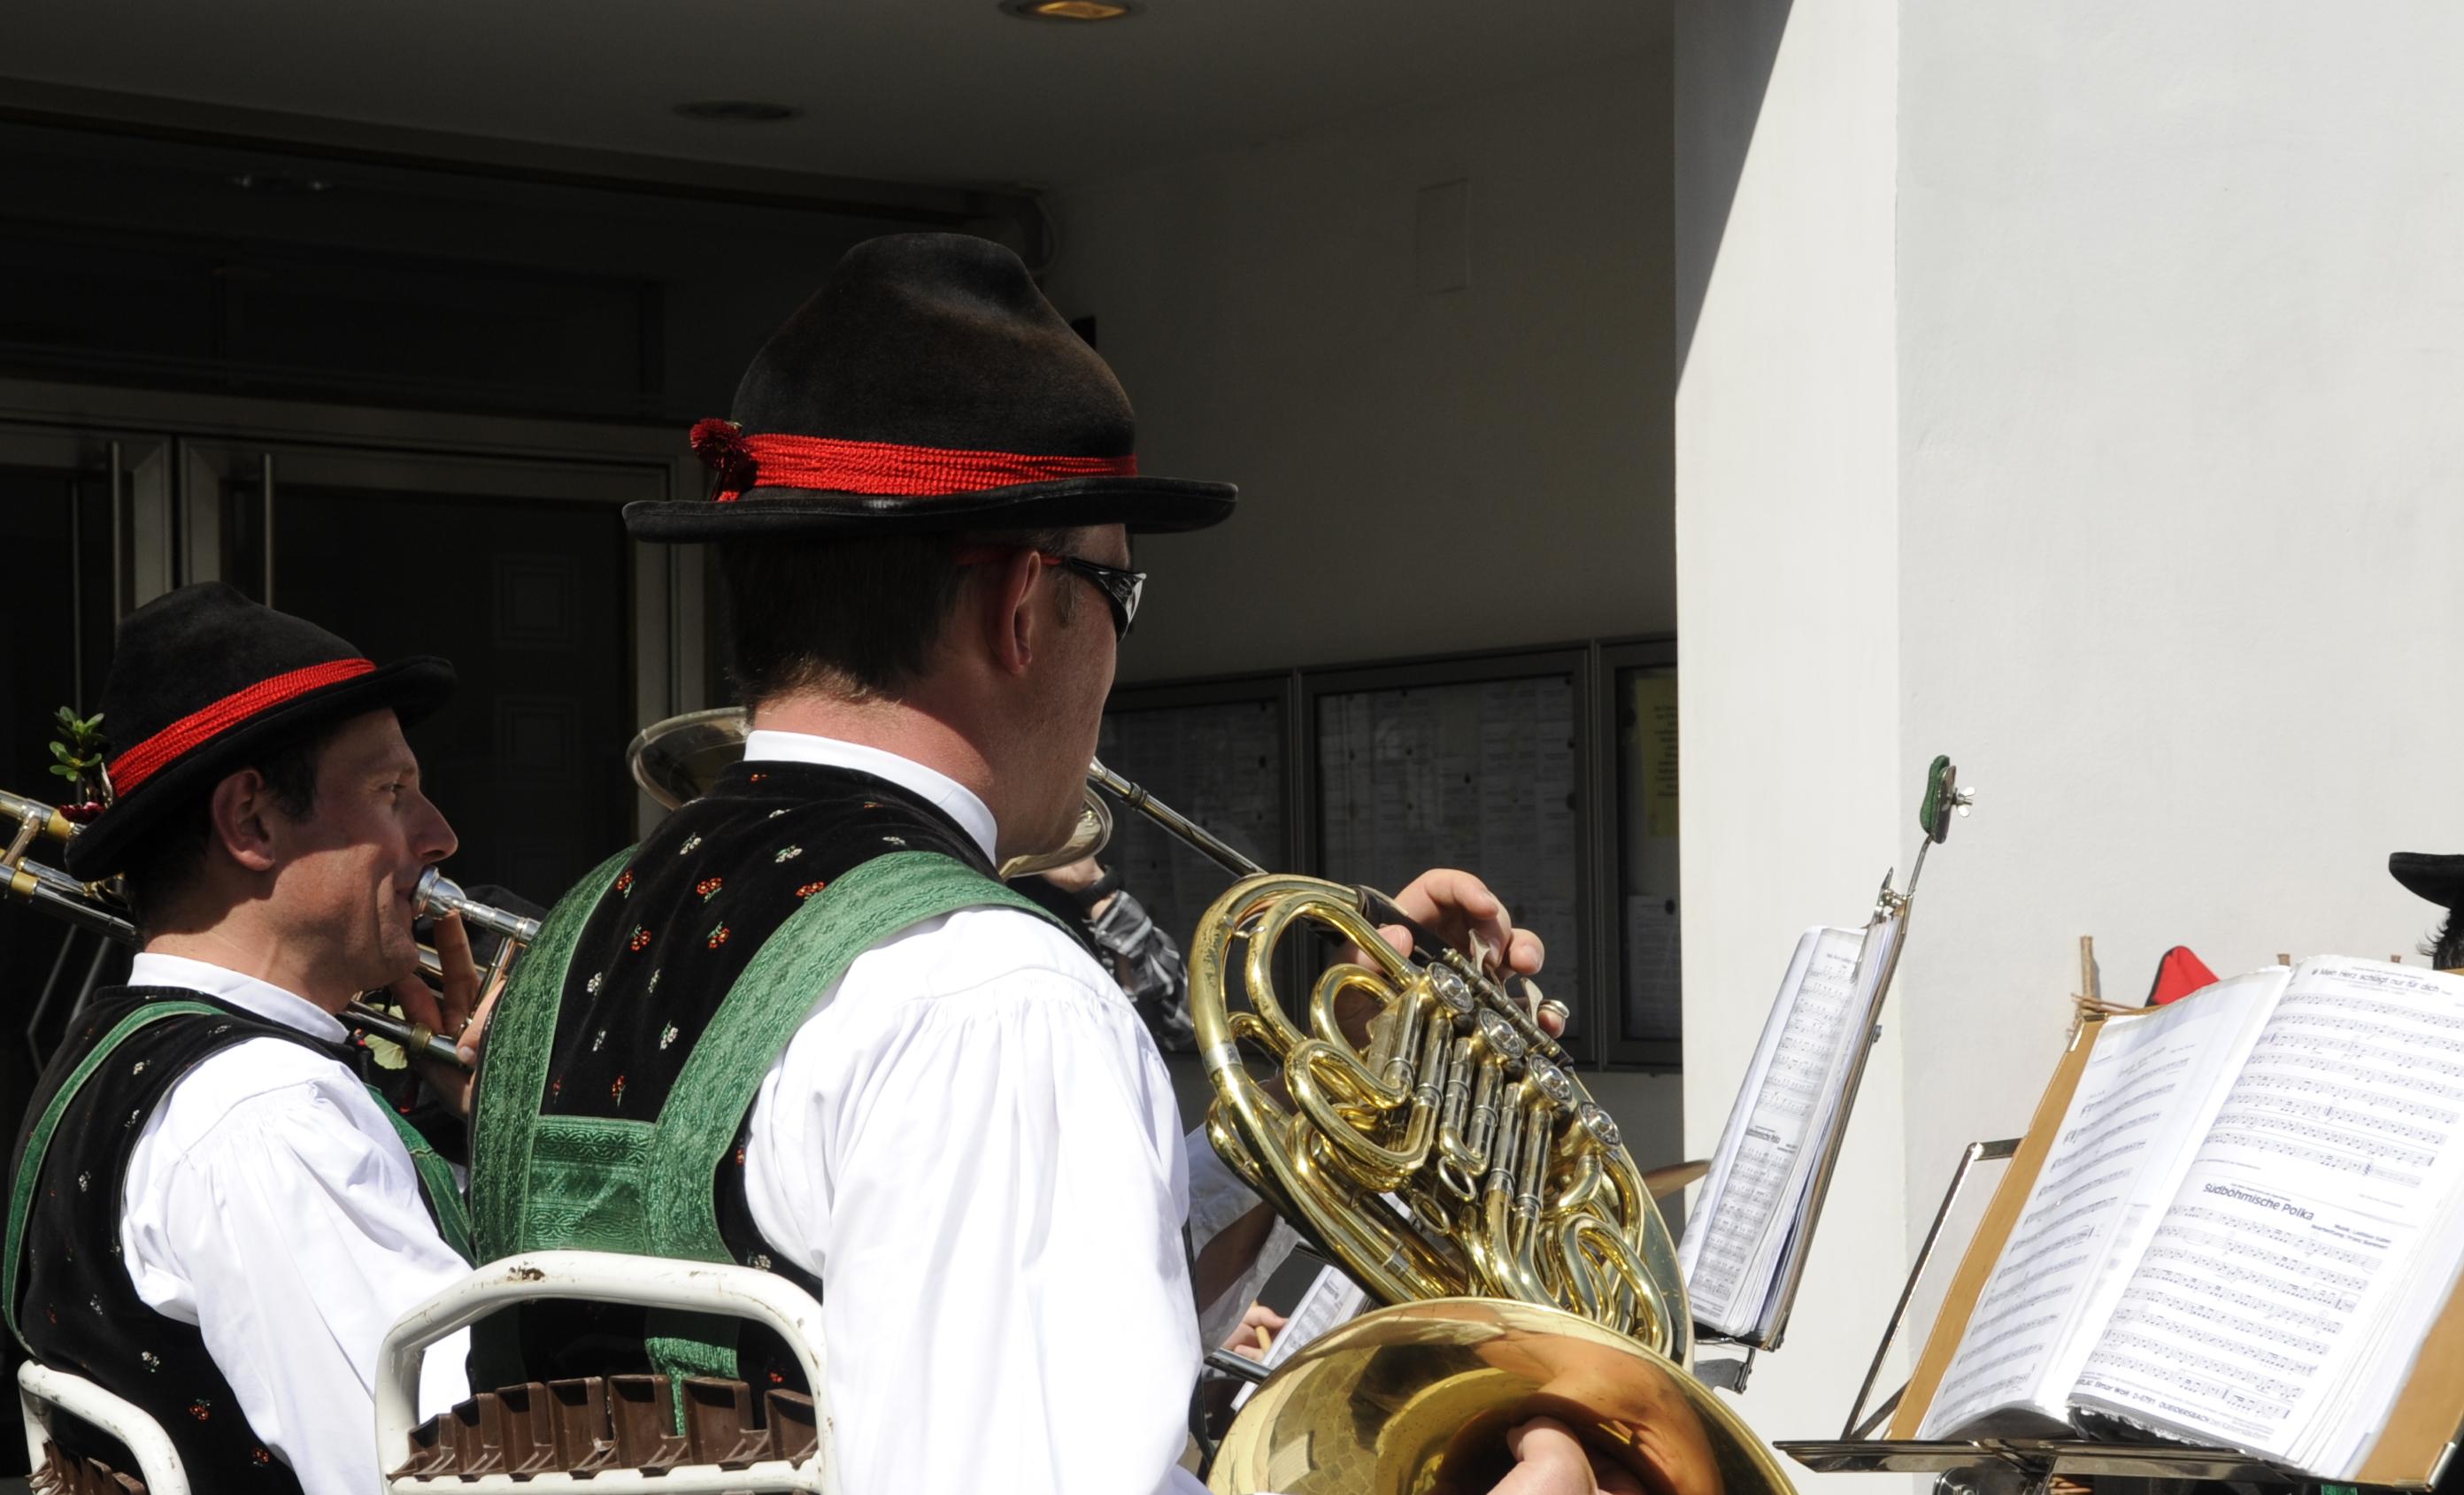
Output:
[
  {"xmin": 469, "ymin": 763, "xmax": 1077, "ymax": 1395},
  {"xmin": 5, "ymin": 991, "xmax": 466, "ymax": 1492}
]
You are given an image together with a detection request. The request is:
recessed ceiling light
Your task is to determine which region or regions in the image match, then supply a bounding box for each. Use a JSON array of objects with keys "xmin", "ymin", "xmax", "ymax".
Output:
[
  {"xmin": 227, "ymin": 171, "xmax": 333, "ymax": 195},
  {"xmin": 672, "ymin": 100, "xmax": 804, "ymax": 124},
  {"xmin": 1000, "ymin": 0, "xmax": 1141, "ymax": 20}
]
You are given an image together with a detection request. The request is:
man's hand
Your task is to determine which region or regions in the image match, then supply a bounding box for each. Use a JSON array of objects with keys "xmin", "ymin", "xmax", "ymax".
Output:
[
  {"xmin": 387, "ymin": 911, "xmax": 500, "ymax": 1115},
  {"xmin": 1223, "ymin": 1301, "xmax": 1289, "ymax": 1360},
  {"xmin": 1335, "ymin": 868, "xmax": 1563, "ymax": 1041},
  {"xmin": 1379, "ymin": 867, "xmax": 1545, "ymax": 982},
  {"xmin": 1492, "ymin": 1417, "xmax": 1647, "ymax": 1495},
  {"xmin": 1036, "ymin": 854, "xmax": 1106, "ymax": 895}
]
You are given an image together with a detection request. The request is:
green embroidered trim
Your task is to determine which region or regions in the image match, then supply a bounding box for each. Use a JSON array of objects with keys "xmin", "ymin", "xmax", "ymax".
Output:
[
  {"xmin": 636, "ymin": 852, "xmax": 1067, "ymax": 1386},
  {"xmin": 644, "ymin": 1314, "xmax": 740, "ymax": 1415},
  {"xmin": 468, "ymin": 847, "xmax": 1065, "ymax": 1397},
  {"xmin": 4, "ymin": 1001, "xmax": 222, "ymax": 1349},
  {"xmin": 368, "ymin": 1093, "xmax": 474, "ymax": 1264},
  {"xmin": 645, "ymin": 852, "xmax": 1065, "ymax": 1268},
  {"xmin": 520, "ymin": 1117, "xmax": 656, "ymax": 1253},
  {"xmin": 469, "ymin": 845, "xmax": 635, "ymax": 1263}
]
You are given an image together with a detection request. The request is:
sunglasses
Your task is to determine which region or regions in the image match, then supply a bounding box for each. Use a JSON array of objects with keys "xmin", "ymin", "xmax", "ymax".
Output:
[{"xmin": 953, "ymin": 546, "xmax": 1146, "ymax": 638}]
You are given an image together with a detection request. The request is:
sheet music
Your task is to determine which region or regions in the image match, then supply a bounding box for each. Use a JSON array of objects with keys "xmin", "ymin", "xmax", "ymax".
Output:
[
  {"xmin": 1230, "ymin": 1266, "xmax": 1369, "ymax": 1409},
  {"xmin": 1918, "ymin": 972, "xmax": 2283, "ymax": 1438},
  {"xmin": 1682, "ymin": 924, "xmax": 1867, "ymax": 1336},
  {"xmin": 1622, "ymin": 893, "xmax": 1682, "ymax": 1042},
  {"xmin": 2070, "ymin": 959, "xmax": 2464, "ymax": 1476}
]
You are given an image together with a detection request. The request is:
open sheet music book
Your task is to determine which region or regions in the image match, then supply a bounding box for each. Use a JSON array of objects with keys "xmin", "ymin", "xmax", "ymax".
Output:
[
  {"xmin": 1681, "ymin": 917, "xmax": 1902, "ymax": 1341},
  {"xmin": 1909, "ymin": 959, "xmax": 2464, "ymax": 1480}
]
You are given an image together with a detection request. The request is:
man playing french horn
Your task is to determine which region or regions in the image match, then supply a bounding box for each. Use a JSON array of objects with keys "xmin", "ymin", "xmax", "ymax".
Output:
[
  {"xmin": 6, "ymin": 583, "xmax": 490, "ymax": 1493},
  {"xmin": 465, "ymin": 234, "xmax": 1632, "ymax": 1495}
]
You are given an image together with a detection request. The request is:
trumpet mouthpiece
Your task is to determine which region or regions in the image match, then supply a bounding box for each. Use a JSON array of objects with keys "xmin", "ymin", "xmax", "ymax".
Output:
[{"xmin": 412, "ymin": 866, "xmax": 542, "ymax": 945}]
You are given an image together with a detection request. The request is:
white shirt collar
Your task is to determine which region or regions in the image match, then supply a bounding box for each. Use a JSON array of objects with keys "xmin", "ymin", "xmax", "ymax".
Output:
[
  {"xmin": 126, "ymin": 952, "xmax": 349, "ymax": 1044},
  {"xmin": 741, "ymin": 729, "xmax": 999, "ymax": 863}
]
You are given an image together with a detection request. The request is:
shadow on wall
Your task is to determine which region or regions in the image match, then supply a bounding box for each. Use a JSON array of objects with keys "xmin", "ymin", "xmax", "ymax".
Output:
[{"xmin": 1673, "ymin": 0, "xmax": 1792, "ymax": 374}]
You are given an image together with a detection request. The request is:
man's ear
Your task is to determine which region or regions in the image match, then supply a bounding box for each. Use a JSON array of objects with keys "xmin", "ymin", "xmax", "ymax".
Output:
[
  {"xmin": 206, "ymin": 769, "xmax": 281, "ymax": 874},
  {"xmin": 976, "ymin": 548, "xmax": 1044, "ymax": 677}
]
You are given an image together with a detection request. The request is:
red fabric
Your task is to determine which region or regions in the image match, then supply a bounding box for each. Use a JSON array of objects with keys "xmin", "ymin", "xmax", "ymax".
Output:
[
  {"xmin": 2144, "ymin": 945, "xmax": 2221, "ymax": 1006},
  {"xmin": 688, "ymin": 419, "xmax": 757, "ymax": 497},
  {"xmin": 689, "ymin": 423, "xmax": 1136, "ymax": 501},
  {"xmin": 108, "ymin": 659, "xmax": 376, "ymax": 793}
]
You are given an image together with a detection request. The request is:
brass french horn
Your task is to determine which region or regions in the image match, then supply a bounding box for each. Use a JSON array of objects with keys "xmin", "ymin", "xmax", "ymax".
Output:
[{"xmin": 625, "ymin": 711, "xmax": 1795, "ymax": 1495}]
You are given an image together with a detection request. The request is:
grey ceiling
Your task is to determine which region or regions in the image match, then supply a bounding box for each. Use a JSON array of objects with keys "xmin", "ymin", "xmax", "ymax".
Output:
[{"xmin": 0, "ymin": 0, "xmax": 1659, "ymax": 190}]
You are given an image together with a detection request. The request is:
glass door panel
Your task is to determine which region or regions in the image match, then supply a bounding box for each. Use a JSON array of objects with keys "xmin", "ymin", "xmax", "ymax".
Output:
[
  {"xmin": 182, "ymin": 441, "xmax": 669, "ymax": 904},
  {"xmin": 1605, "ymin": 640, "xmax": 1680, "ymax": 1067},
  {"xmin": 1097, "ymin": 682, "xmax": 1292, "ymax": 983},
  {"xmin": 1307, "ymin": 651, "xmax": 1593, "ymax": 1059},
  {"xmin": 0, "ymin": 426, "xmax": 159, "ymax": 1100}
]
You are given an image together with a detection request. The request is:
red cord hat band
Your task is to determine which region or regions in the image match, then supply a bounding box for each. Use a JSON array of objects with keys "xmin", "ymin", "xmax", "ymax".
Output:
[
  {"xmin": 108, "ymin": 659, "xmax": 377, "ymax": 794},
  {"xmin": 689, "ymin": 420, "xmax": 1136, "ymax": 501}
]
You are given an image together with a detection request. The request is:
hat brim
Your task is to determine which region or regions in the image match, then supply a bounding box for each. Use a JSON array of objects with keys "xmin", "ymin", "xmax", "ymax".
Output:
[
  {"xmin": 622, "ymin": 475, "xmax": 1237, "ymax": 542},
  {"xmin": 65, "ymin": 657, "xmax": 458, "ymax": 881},
  {"xmin": 2391, "ymin": 852, "xmax": 2464, "ymax": 912}
]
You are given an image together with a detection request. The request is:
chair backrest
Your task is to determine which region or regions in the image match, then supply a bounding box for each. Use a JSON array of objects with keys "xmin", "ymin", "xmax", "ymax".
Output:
[
  {"xmin": 375, "ymin": 1251, "xmax": 838, "ymax": 1495},
  {"xmin": 18, "ymin": 1360, "xmax": 190, "ymax": 1495}
]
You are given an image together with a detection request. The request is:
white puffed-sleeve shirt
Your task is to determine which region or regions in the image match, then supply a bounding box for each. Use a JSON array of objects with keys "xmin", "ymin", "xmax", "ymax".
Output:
[
  {"xmin": 118, "ymin": 952, "xmax": 472, "ymax": 1495},
  {"xmin": 736, "ymin": 731, "xmax": 1290, "ymax": 1495}
]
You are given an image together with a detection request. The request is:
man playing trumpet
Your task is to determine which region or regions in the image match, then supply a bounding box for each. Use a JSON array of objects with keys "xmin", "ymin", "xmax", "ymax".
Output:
[
  {"xmin": 467, "ymin": 234, "xmax": 1614, "ymax": 1493},
  {"xmin": 7, "ymin": 583, "xmax": 485, "ymax": 1493}
]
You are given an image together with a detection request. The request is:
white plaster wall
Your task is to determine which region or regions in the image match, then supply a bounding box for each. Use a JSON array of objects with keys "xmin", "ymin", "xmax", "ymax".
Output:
[
  {"xmin": 1043, "ymin": 49, "xmax": 1675, "ymax": 682},
  {"xmin": 1674, "ymin": 0, "xmax": 1912, "ymax": 1472},
  {"xmin": 1893, "ymin": 0, "xmax": 2464, "ymax": 1265},
  {"xmin": 1683, "ymin": 0, "xmax": 2464, "ymax": 1480}
]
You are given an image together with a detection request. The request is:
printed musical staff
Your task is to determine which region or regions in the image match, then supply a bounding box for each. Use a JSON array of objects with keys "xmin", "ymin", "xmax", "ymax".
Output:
[
  {"xmin": 2058, "ymin": 958, "xmax": 2464, "ymax": 1476},
  {"xmin": 1683, "ymin": 931, "xmax": 1860, "ymax": 1311},
  {"xmin": 1918, "ymin": 975, "xmax": 2279, "ymax": 1440}
]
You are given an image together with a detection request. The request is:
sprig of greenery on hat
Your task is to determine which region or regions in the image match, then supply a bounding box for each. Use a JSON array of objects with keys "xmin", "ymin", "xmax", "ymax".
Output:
[{"xmin": 48, "ymin": 707, "xmax": 109, "ymax": 822}]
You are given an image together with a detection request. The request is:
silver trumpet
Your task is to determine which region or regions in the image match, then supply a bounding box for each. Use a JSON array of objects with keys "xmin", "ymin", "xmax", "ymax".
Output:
[{"xmin": 394, "ymin": 867, "xmax": 541, "ymax": 1067}]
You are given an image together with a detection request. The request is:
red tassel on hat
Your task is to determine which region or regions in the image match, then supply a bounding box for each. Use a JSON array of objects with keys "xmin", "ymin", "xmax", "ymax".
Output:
[{"xmin": 688, "ymin": 419, "xmax": 758, "ymax": 502}]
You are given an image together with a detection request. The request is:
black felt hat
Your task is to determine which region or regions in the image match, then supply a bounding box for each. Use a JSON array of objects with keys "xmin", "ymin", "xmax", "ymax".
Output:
[
  {"xmin": 64, "ymin": 584, "xmax": 456, "ymax": 880},
  {"xmin": 2390, "ymin": 852, "xmax": 2464, "ymax": 915},
  {"xmin": 624, "ymin": 233, "xmax": 1236, "ymax": 541}
]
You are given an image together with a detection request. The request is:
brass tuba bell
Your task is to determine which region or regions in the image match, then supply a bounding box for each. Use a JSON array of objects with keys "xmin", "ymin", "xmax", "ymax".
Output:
[{"xmin": 1212, "ymin": 1298, "xmax": 1791, "ymax": 1495}]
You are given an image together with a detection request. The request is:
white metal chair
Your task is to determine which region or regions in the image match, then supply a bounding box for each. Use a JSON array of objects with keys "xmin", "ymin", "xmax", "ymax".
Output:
[
  {"xmin": 18, "ymin": 1360, "xmax": 191, "ymax": 1495},
  {"xmin": 377, "ymin": 1251, "xmax": 840, "ymax": 1495}
]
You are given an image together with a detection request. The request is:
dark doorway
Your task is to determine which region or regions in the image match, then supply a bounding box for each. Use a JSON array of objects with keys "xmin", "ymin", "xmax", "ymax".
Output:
[
  {"xmin": 272, "ymin": 486, "xmax": 637, "ymax": 903},
  {"xmin": 0, "ymin": 456, "xmax": 127, "ymax": 1138}
]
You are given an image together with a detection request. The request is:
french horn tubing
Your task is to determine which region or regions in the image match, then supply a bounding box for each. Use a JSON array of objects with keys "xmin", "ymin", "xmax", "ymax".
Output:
[
  {"xmin": 1094, "ymin": 761, "xmax": 1790, "ymax": 1495},
  {"xmin": 0, "ymin": 785, "xmax": 523, "ymax": 1069},
  {"xmin": 623, "ymin": 711, "xmax": 1793, "ymax": 1495}
]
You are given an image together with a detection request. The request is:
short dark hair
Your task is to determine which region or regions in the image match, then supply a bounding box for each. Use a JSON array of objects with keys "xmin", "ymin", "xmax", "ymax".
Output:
[
  {"xmin": 2425, "ymin": 919, "xmax": 2464, "ymax": 972},
  {"xmin": 119, "ymin": 728, "xmax": 335, "ymax": 931},
  {"xmin": 719, "ymin": 528, "xmax": 1074, "ymax": 706}
]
